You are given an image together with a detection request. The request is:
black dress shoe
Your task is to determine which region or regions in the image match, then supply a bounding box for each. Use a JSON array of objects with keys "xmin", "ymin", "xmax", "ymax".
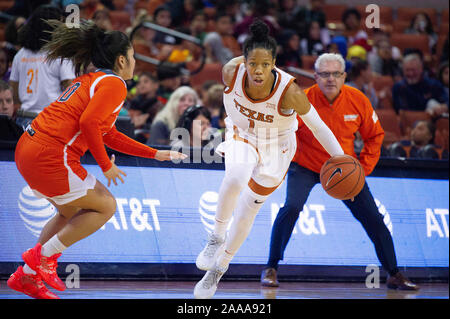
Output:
[
  {"xmin": 386, "ymin": 272, "xmax": 420, "ymax": 290},
  {"xmin": 261, "ymin": 268, "xmax": 279, "ymax": 287}
]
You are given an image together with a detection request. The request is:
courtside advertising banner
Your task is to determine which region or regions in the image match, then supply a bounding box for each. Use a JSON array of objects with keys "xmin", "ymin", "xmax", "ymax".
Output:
[{"xmin": 0, "ymin": 162, "xmax": 448, "ymax": 267}]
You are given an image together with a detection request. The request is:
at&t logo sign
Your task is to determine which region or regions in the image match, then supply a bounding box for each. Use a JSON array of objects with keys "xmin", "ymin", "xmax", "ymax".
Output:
[{"xmin": 18, "ymin": 186, "xmax": 56, "ymax": 237}]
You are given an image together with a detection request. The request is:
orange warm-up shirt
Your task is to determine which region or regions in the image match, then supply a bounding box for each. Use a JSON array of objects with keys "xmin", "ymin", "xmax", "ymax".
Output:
[
  {"xmin": 32, "ymin": 70, "xmax": 157, "ymax": 172},
  {"xmin": 293, "ymin": 84, "xmax": 385, "ymax": 176}
]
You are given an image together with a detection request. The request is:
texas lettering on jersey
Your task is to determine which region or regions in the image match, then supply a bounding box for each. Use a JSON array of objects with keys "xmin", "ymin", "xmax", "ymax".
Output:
[{"xmin": 234, "ymin": 99, "xmax": 274, "ymax": 123}]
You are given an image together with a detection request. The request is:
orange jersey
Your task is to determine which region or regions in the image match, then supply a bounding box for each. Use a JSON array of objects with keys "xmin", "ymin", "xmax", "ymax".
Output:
[
  {"xmin": 293, "ymin": 84, "xmax": 384, "ymax": 175},
  {"xmin": 32, "ymin": 70, "xmax": 156, "ymax": 172}
]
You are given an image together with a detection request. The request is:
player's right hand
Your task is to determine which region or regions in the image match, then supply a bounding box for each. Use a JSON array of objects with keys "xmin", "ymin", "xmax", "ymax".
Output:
[{"xmin": 103, "ymin": 154, "xmax": 127, "ymax": 186}]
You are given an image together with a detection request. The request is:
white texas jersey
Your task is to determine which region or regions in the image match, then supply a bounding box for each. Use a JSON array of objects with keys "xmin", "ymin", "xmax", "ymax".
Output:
[
  {"xmin": 223, "ymin": 63, "xmax": 298, "ymax": 144},
  {"xmin": 10, "ymin": 48, "xmax": 76, "ymax": 113}
]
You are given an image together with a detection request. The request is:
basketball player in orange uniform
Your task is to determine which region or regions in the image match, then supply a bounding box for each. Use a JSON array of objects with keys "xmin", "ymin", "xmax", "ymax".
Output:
[
  {"xmin": 7, "ymin": 20, "xmax": 186, "ymax": 299},
  {"xmin": 194, "ymin": 20, "xmax": 345, "ymax": 299},
  {"xmin": 261, "ymin": 53, "xmax": 419, "ymax": 290}
]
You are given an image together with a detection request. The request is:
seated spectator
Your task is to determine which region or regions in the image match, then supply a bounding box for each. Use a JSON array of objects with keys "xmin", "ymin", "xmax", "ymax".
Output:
[
  {"xmin": 189, "ymin": 10, "xmax": 208, "ymax": 43},
  {"xmin": 156, "ymin": 62, "xmax": 183, "ymax": 103},
  {"xmin": 147, "ymin": 86, "xmax": 200, "ymax": 146},
  {"xmin": 392, "ymin": 53, "xmax": 448, "ymax": 117},
  {"xmin": 171, "ymin": 105, "xmax": 213, "ymax": 148},
  {"xmin": 300, "ymin": 20, "xmax": 327, "ymax": 56},
  {"xmin": 368, "ymin": 29, "xmax": 402, "ymax": 61},
  {"xmin": 204, "ymin": 12, "xmax": 241, "ymax": 65},
  {"xmin": 346, "ymin": 59, "xmax": 379, "ymax": 109},
  {"xmin": 80, "ymin": 0, "xmax": 105, "ymax": 19},
  {"xmin": 203, "ymin": 83, "xmax": 225, "ymax": 129},
  {"xmin": 92, "ymin": 9, "xmax": 113, "ymax": 31},
  {"xmin": 1, "ymin": 16, "xmax": 26, "ymax": 61},
  {"xmin": 404, "ymin": 12, "xmax": 438, "ymax": 54},
  {"xmin": 368, "ymin": 38, "xmax": 402, "ymax": 81},
  {"xmin": 276, "ymin": 29, "xmax": 302, "ymax": 69},
  {"xmin": 438, "ymin": 62, "xmax": 449, "ymax": 99},
  {"xmin": 233, "ymin": 0, "xmax": 280, "ymax": 45},
  {"xmin": 388, "ymin": 120, "xmax": 447, "ymax": 159},
  {"xmin": 341, "ymin": 7, "xmax": 367, "ymax": 45},
  {"xmin": 0, "ymin": 48, "xmax": 10, "ymax": 82},
  {"xmin": 0, "ymin": 80, "xmax": 23, "ymax": 142},
  {"xmin": 280, "ymin": 0, "xmax": 327, "ymax": 39},
  {"xmin": 327, "ymin": 36, "xmax": 352, "ymax": 71},
  {"xmin": 152, "ymin": 4, "xmax": 177, "ymax": 45},
  {"xmin": 128, "ymin": 72, "xmax": 165, "ymax": 143}
]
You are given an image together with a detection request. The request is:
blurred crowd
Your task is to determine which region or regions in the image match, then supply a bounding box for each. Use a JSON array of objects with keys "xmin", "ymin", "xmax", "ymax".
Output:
[{"xmin": 0, "ymin": 0, "xmax": 449, "ymax": 159}]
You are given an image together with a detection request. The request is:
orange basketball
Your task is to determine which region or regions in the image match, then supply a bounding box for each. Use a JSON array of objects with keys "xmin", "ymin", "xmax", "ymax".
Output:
[{"xmin": 320, "ymin": 154, "xmax": 365, "ymax": 200}]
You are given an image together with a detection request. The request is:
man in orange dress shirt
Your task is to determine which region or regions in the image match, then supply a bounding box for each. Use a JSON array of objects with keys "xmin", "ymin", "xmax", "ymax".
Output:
[{"xmin": 261, "ymin": 53, "xmax": 419, "ymax": 291}]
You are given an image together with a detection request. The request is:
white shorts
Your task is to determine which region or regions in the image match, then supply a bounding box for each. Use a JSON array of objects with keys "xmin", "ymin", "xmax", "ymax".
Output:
[{"xmin": 216, "ymin": 127, "xmax": 296, "ymax": 196}]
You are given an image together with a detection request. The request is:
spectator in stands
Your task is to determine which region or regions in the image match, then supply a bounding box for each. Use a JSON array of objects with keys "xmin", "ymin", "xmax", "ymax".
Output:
[
  {"xmin": 404, "ymin": 12, "xmax": 438, "ymax": 54},
  {"xmin": 188, "ymin": 10, "xmax": 208, "ymax": 43},
  {"xmin": 346, "ymin": 59, "xmax": 379, "ymax": 109},
  {"xmin": 438, "ymin": 62, "xmax": 449, "ymax": 98},
  {"xmin": 9, "ymin": 5, "xmax": 75, "ymax": 128},
  {"xmin": 233, "ymin": 0, "xmax": 280, "ymax": 45},
  {"xmin": 128, "ymin": 72, "xmax": 164, "ymax": 143},
  {"xmin": 0, "ymin": 80, "xmax": 23, "ymax": 142},
  {"xmin": 171, "ymin": 105, "xmax": 213, "ymax": 148},
  {"xmin": 392, "ymin": 54, "xmax": 448, "ymax": 117},
  {"xmin": 152, "ymin": 4, "xmax": 176, "ymax": 45},
  {"xmin": 388, "ymin": 120, "xmax": 446, "ymax": 159},
  {"xmin": 80, "ymin": 0, "xmax": 105, "ymax": 19},
  {"xmin": 341, "ymin": 8, "xmax": 367, "ymax": 45},
  {"xmin": 368, "ymin": 38, "xmax": 402, "ymax": 81},
  {"xmin": 92, "ymin": 9, "xmax": 113, "ymax": 31},
  {"xmin": 203, "ymin": 83, "xmax": 225, "ymax": 129},
  {"xmin": 1, "ymin": 16, "xmax": 26, "ymax": 61},
  {"xmin": 279, "ymin": 0, "xmax": 327, "ymax": 40},
  {"xmin": 276, "ymin": 29, "xmax": 302, "ymax": 69},
  {"xmin": 156, "ymin": 62, "xmax": 183, "ymax": 103},
  {"xmin": 0, "ymin": 48, "xmax": 10, "ymax": 82},
  {"xmin": 204, "ymin": 12, "xmax": 241, "ymax": 65},
  {"xmin": 147, "ymin": 85, "xmax": 200, "ymax": 146},
  {"xmin": 300, "ymin": 20, "xmax": 327, "ymax": 56}
]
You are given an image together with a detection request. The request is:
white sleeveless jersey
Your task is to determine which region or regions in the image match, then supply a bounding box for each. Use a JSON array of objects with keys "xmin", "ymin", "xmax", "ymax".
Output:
[
  {"xmin": 223, "ymin": 63, "xmax": 298, "ymax": 144},
  {"xmin": 10, "ymin": 48, "xmax": 76, "ymax": 113}
]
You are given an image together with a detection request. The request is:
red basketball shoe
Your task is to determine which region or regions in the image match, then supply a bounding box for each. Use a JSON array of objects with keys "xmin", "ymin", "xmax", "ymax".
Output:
[
  {"xmin": 7, "ymin": 266, "xmax": 59, "ymax": 299},
  {"xmin": 22, "ymin": 243, "xmax": 66, "ymax": 291}
]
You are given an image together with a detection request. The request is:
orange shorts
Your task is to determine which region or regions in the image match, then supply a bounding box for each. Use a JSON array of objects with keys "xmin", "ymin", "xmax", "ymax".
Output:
[{"xmin": 15, "ymin": 129, "xmax": 96, "ymax": 205}]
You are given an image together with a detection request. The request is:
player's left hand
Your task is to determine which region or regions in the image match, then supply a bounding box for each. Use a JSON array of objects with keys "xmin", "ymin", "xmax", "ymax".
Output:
[{"xmin": 154, "ymin": 150, "xmax": 188, "ymax": 161}]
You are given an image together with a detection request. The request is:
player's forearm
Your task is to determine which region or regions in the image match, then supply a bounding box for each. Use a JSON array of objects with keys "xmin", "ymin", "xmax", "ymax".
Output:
[
  {"xmin": 103, "ymin": 127, "xmax": 157, "ymax": 159},
  {"xmin": 300, "ymin": 105, "xmax": 344, "ymax": 156}
]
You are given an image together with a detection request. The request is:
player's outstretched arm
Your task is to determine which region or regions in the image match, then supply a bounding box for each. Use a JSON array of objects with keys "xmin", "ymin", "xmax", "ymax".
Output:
[{"xmin": 281, "ymin": 82, "xmax": 344, "ymax": 157}]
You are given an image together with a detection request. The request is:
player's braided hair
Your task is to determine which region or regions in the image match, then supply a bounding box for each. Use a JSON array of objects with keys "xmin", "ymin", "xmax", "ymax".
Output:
[
  {"xmin": 43, "ymin": 19, "xmax": 131, "ymax": 76},
  {"xmin": 242, "ymin": 19, "xmax": 277, "ymax": 59}
]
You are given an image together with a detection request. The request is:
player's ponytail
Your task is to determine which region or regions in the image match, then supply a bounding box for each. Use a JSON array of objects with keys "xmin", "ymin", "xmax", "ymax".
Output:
[
  {"xmin": 43, "ymin": 19, "xmax": 131, "ymax": 76},
  {"xmin": 243, "ymin": 19, "xmax": 277, "ymax": 59}
]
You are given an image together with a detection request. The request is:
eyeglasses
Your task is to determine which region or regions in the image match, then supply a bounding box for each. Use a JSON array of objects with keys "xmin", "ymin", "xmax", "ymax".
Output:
[{"xmin": 316, "ymin": 71, "xmax": 344, "ymax": 79}]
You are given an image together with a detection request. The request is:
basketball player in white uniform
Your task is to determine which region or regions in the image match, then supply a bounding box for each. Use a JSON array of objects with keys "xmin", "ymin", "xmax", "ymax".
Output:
[{"xmin": 194, "ymin": 20, "xmax": 344, "ymax": 299}]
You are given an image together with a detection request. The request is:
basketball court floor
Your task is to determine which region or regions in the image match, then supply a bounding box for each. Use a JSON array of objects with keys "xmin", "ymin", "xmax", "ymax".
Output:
[{"xmin": 0, "ymin": 280, "xmax": 448, "ymax": 299}]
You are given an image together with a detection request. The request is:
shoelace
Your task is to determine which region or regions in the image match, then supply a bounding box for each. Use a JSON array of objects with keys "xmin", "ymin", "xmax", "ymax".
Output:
[
  {"xmin": 202, "ymin": 269, "xmax": 224, "ymax": 289},
  {"xmin": 204, "ymin": 236, "xmax": 223, "ymax": 257}
]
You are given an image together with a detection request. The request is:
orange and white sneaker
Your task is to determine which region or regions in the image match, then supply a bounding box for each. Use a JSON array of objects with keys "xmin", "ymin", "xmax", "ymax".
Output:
[
  {"xmin": 22, "ymin": 243, "xmax": 66, "ymax": 291},
  {"xmin": 7, "ymin": 266, "xmax": 59, "ymax": 299}
]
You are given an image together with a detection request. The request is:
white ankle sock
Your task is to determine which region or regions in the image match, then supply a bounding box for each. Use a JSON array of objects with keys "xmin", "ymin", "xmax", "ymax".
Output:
[
  {"xmin": 41, "ymin": 235, "xmax": 67, "ymax": 257},
  {"xmin": 217, "ymin": 250, "xmax": 234, "ymax": 269},
  {"xmin": 23, "ymin": 264, "xmax": 36, "ymax": 275}
]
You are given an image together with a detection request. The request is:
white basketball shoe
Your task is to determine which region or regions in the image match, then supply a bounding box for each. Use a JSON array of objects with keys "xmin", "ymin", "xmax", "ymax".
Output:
[
  {"xmin": 194, "ymin": 263, "xmax": 228, "ymax": 299},
  {"xmin": 196, "ymin": 233, "xmax": 225, "ymax": 271}
]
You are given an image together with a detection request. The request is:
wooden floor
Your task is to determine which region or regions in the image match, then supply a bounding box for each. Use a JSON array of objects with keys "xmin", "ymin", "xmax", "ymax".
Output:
[{"xmin": 0, "ymin": 280, "xmax": 448, "ymax": 299}]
